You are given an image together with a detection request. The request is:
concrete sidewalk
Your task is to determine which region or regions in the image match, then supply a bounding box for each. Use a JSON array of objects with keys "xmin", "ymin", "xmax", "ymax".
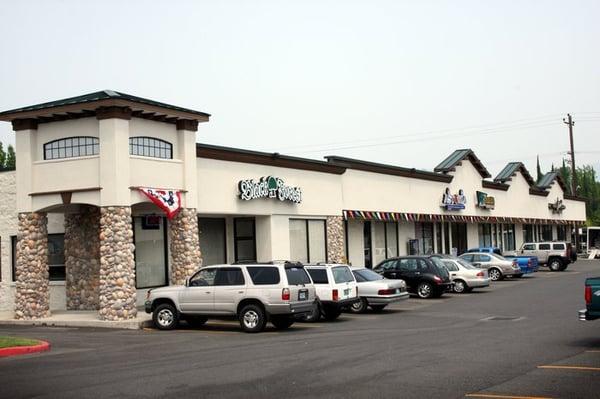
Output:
[{"xmin": 0, "ymin": 310, "xmax": 152, "ymax": 330}]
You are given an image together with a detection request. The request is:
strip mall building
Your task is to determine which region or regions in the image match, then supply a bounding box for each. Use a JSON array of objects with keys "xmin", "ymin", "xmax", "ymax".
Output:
[{"xmin": 0, "ymin": 91, "xmax": 586, "ymax": 321}]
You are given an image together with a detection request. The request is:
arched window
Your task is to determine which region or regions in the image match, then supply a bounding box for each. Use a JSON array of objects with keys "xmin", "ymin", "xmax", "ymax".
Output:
[
  {"xmin": 44, "ymin": 137, "xmax": 99, "ymax": 160},
  {"xmin": 129, "ymin": 137, "xmax": 172, "ymax": 159}
]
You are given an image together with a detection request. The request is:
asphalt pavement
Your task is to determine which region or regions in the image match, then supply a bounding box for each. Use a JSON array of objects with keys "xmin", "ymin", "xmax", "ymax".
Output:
[{"xmin": 1, "ymin": 260, "xmax": 600, "ymax": 399}]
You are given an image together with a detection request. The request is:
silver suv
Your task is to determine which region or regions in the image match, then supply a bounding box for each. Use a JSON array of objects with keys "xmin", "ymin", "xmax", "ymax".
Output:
[
  {"xmin": 145, "ymin": 262, "xmax": 316, "ymax": 333},
  {"xmin": 519, "ymin": 241, "xmax": 575, "ymax": 271}
]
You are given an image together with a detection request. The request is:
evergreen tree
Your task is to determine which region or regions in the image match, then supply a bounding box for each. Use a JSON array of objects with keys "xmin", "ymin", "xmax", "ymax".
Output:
[
  {"xmin": 559, "ymin": 159, "xmax": 571, "ymax": 195},
  {"xmin": 6, "ymin": 144, "xmax": 16, "ymax": 170},
  {"xmin": 0, "ymin": 142, "xmax": 6, "ymax": 170},
  {"xmin": 536, "ymin": 155, "xmax": 543, "ymax": 183}
]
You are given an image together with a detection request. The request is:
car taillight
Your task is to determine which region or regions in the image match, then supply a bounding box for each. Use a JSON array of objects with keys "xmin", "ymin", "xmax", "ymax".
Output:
[
  {"xmin": 433, "ymin": 276, "xmax": 442, "ymax": 284},
  {"xmin": 332, "ymin": 289, "xmax": 339, "ymax": 301},
  {"xmin": 585, "ymin": 286, "xmax": 592, "ymax": 305},
  {"xmin": 476, "ymin": 271, "xmax": 485, "ymax": 277},
  {"xmin": 378, "ymin": 289, "xmax": 396, "ymax": 295},
  {"xmin": 282, "ymin": 288, "xmax": 290, "ymax": 301}
]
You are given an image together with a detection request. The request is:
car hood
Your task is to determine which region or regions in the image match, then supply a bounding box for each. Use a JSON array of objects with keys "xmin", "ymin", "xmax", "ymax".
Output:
[{"xmin": 147, "ymin": 285, "xmax": 184, "ymax": 296}]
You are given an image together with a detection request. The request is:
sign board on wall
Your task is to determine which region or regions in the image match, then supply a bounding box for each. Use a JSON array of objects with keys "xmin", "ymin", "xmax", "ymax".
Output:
[
  {"xmin": 548, "ymin": 198, "xmax": 566, "ymax": 214},
  {"xmin": 238, "ymin": 176, "xmax": 302, "ymax": 204},
  {"xmin": 441, "ymin": 188, "xmax": 466, "ymax": 211},
  {"xmin": 476, "ymin": 191, "xmax": 495, "ymax": 210}
]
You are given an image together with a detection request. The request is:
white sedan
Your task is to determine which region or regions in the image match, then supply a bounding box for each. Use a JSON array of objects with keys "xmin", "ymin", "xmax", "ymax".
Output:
[
  {"xmin": 349, "ymin": 267, "xmax": 409, "ymax": 313},
  {"xmin": 438, "ymin": 257, "xmax": 491, "ymax": 293}
]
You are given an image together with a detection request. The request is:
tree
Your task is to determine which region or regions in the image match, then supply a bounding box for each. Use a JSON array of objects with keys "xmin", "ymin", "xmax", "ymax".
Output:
[
  {"xmin": 559, "ymin": 158, "xmax": 572, "ymax": 195},
  {"xmin": 0, "ymin": 142, "xmax": 5, "ymax": 170},
  {"xmin": 536, "ymin": 155, "xmax": 543, "ymax": 183},
  {"xmin": 5, "ymin": 144, "xmax": 15, "ymax": 170}
]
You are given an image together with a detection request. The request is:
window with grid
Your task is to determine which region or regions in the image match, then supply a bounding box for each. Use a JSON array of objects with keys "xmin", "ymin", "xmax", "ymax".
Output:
[
  {"xmin": 129, "ymin": 137, "xmax": 172, "ymax": 159},
  {"xmin": 43, "ymin": 137, "xmax": 99, "ymax": 160}
]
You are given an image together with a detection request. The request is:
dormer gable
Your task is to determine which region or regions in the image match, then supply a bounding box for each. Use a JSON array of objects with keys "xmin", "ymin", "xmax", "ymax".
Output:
[{"xmin": 434, "ymin": 149, "xmax": 491, "ymax": 178}]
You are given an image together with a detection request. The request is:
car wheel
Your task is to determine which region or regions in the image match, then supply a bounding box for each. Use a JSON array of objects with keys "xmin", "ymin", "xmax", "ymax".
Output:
[
  {"xmin": 370, "ymin": 305, "xmax": 387, "ymax": 312},
  {"xmin": 239, "ymin": 304, "xmax": 267, "ymax": 333},
  {"xmin": 349, "ymin": 298, "xmax": 368, "ymax": 314},
  {"xmin": 488, "ymin": 268, "xmax": 503, "ymax": 281},
  {"xmin": 549, "ymin": 258, "xmax": 562, "ymax": 272},
  {"xmin": 271, "ymin": 316, "xmax": 294, "ymax": 330},
  {"xmin": 153, "ymin": 303, "xmax": 179, "ymax": 330},
  {"xmin": 558, "ymin": 264, "xmax": 568, "ymax": 271},
  {"xmin": 303, "ymin": 303, "xmax": 321, "ymax": 322},
  {"xmin": 453, "ymin": 280, "xmax": 467, "ymax": 294},
  {"xmin": 417, "ymin": 282, "xmax": 434, "ymax": 299},
  {"xmin": 323, "ymin": 308, "xmax": 342, "ymax": 321},
  {"xmin": 186, "ymin": 316, "xmax": 208, "ymax": 328}
]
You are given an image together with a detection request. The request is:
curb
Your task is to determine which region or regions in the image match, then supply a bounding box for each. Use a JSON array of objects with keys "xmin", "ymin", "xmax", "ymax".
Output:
[{"xmin": 0, "ymin": 340, "xmax": 51, "ymax": 358}]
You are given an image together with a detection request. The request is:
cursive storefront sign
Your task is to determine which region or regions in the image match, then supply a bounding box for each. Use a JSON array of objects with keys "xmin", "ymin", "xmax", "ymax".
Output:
[
  {"xmin": 238, "ymin": 176, "xmax": 302, "ymax": 204},
  {"xmin": 441, "ymin": 188, "xmax": 466, "ymax": 211},
  {"xmin": 476, "ymin": 191, "xmax": 495, "ymax": 210}
]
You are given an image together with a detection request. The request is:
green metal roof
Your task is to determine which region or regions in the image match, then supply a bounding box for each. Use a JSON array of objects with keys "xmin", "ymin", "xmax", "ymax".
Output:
[
  {"xmin": 537, "ymin": 171, "xmax": 558, "ymax": 189},
  {"xmin": 434, "ymin": 149, "xmax": 491, "ymax": 178},
  {"xmin": 0, "ymin": 90, "xmax": 210, "ymax": 120},
  {"xmin": 494, "ymin": 162, "xmax": 536, "ymax": 186}
]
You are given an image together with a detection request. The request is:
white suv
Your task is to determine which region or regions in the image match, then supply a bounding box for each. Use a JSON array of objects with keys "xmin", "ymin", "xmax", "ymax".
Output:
[
  {"xmin": 304, "ymin": 264, "xmax": 359, "ymax": 321},
  {"xmin": 145, "ymin": 262, "xmax": 316, "ymax": 333}
]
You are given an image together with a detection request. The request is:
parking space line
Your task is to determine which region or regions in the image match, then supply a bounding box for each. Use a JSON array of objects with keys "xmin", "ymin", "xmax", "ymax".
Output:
[
  {"xmin": 585, "ymin": 350, "xmax": 600, "ymax": 353},
  {"xmin": 538, "ymin": 365, "xmax": 600, "ymax": 372},
  {"xmin": 465, "ymin": 393, "xmax": 553, "ymax": 399}
]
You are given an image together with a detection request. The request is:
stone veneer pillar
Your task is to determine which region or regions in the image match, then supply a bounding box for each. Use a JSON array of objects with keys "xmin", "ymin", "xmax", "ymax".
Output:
[
  {"xmin": 169, "ymin": 208, "xmax": 202, "ymax": 286},
  {"xmin": 326, "ymin": 216, "xmax": 346, "ymax": 264},
  {"xmin": 65, "ymin": 206, "xmax": 101, "ymax": 310},
  {"xmin": 98, "ymin": 206, "xmax": 136, "ymax": 321},
  {"xmin": 14, "ymin": 212, "xmax": 50, "ymax": 319}
]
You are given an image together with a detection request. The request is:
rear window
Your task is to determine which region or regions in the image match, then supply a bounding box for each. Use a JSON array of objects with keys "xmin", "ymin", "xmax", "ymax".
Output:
[
  {"xmin": 332, "ymin": 266, "xmax": 355, "ymax": 283},
  {"xmin": 553, "ymin": 243, "xmax": 565, "ymax": 250},
  {"xmin": 307, "ymin": 269, "xmax": 329, "ymax": 284},
  {"xmin": 457, "ymin": 259, "xmax": 477, "ymax": 269},
  {"xmin": 353, "ymin": 269, "xmax": 384, "ymax": 282},
  {"xmin": 285, "ymin": 267, "xmax": 311, "ymax": 285},
  {"xmin": 247, "ymin": 267, "xmax": 280, "ymax": 285}
]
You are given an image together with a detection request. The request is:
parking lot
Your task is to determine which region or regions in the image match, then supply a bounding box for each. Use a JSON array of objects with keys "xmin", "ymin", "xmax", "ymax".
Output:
[{"xmin": 1, "ymin": 260, "xmax": 600, "ymax": 399}]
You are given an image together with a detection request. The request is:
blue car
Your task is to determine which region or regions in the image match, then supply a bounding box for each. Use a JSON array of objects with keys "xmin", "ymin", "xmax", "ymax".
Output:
[{"xmin": 466, "ymin": 247, "xmax": 539, "ymax": 274}]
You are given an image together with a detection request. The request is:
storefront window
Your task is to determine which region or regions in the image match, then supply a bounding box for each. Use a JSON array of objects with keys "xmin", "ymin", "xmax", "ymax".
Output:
[
  {"xmin": 373, "ymin": 222, "xmax": 386, "ymax": 265},
  {"xmin": 386, "ymin": 222, "xmax": 398, "ymax": 258},
  {"xmin": 523, "ymin": 224, "xmax": 534, "ymax": 243},
  {"xmin": 503, "ymin": 224, "xmax": 516, "ymax": 251},
  {"xmin": 47, "ymin": 234, "xmax": 66, "ymax": 281},
  {"xmin": 435, "ymin": 223, "xmax": 443, "ymax": 254},
  {"xmin": 363, "ymin": 221, "xmax": 372, "ymax": 268},
  {"xmin": 541, "ymin": 225, "xmax": 553, "ymax": 241},
  {"xmin": 198, "ymin": 218, "xmax": 226, "ymax": 266},
  {"xmin": 134, "ymin": 216, "xmax": 167, "ymax": 288},
  {"xmin": 419, "ymin": 223, "xmax": 434, "ymax": 255},
  {"xmin": 234, "ymin": 218, "xmax": 256, "ymax": 263},
  {"xmin": 478, "ymin": 224, "xmax": 492, "ymax": 247},
  {"xmin": 289, "ymin": 219, "xmax": 326, "ymax": 263},
  {"xmin": 557, "ymin": 225, "xmax": 567, "ymax": 241}
]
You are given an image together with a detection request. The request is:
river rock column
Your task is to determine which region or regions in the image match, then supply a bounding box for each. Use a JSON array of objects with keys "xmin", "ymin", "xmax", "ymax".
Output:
[
  {"xmin": 65, "ymin": 206, "xmax": 101, "ymax": 310},
  {"xmin": 98, "ymin": 206, "xmax": 136, "ymax": 321},
  {"xmin": 14, "ymin": 212, "xmax": 50, "ymax": 320},
  {"xmin": 169, "ymin": 208, "xmax": 202, "ymax": 286},
  {"xmin": 326, "ymin": 216, "xmax": 346, "ymax": 264}
]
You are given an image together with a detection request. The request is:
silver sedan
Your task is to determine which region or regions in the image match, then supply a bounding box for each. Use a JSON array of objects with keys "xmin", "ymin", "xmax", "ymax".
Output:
[
  {"xmin": 349, "ymin": 267, "xmax": 409, "ymax": 313},
  {"xmin": 459, "ymin": 252, "xmax": 522, "ymax": 281},
  {"xmin": 438, "ymin": 257, "xmax": 490, "ymax": 293}
]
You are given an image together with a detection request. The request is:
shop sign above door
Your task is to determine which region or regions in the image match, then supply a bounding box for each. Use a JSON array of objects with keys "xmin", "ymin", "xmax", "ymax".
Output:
[
  {"xmin": 548, "ymin": 198, "xmax": 566, "ymax": 214},
  {"xmin": 441, "ymin": 188, "xmax": 466, "ymax": 211},
  {"xmin": 238, "ymin": 176, "xmax": 302, "ymax": 204},
  {"xmin": 476, "ymin": 191, "xmax": 495, "ymax": 210}
]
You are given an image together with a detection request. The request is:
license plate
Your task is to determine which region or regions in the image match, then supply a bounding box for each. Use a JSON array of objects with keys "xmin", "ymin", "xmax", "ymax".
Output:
[
  {"xmin": 298, "ymin": 290, "xmax": 308, "ymax": 301},
  {"xmin": 344, "ymin": 288, "xmax": 351, "ymax": 296}
]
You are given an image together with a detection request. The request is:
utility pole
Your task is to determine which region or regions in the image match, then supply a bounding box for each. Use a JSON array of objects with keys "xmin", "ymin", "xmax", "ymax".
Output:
[
  {"xmin": 563, "ymin": 113, "xmax": 578, "ymax": 253},
  {"xmin": 563, "ymin": 113, "xmax": 577, "ymax": 195}
]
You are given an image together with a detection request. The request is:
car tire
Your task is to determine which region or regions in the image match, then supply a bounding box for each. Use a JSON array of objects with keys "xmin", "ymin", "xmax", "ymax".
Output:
[
  {"xmin": 488, "ymin": 268, "xmax": 503, "ymax": 281},
  {"xmin": 271, "ymin": 316, "xmax": 294, "ymax": 330},
  {"xmin": 323, "ymin": 308, "xmax": 342, "ymax": 321},
  {"xmin": 153, "ymin": 303, "xmax": 179, "ymax": 330},
  {"xmin": 239, "ymin": 304, "xmax": 267, "ymax": 333},
  {"xmin": 186, "ymin": 316, "xmax": 208, "ymax": 328},
  {"xmin": 349, "ymin": 298, "xmax": 369, "ymax": 313},
  {"xmin": 558, "ymin": 264, "xmax": 568, "ymax": 272},
  {"xmin": 549, "ymin": 258, "xmax": 563, "ymax": 272},
  {"xmin": 370, "ymin": 305, "xmax": 387, "ymax": 312},
  {"xmin": 303, "ymin": 303, "xmax": 321, "ymax": 322},
  {"xmin": 453, "ymin": 280, "xmax": 467, "ymax": 294},
  {"xmin": 417, "ymin": 282, "xmax": 434, "ymax": 299}
]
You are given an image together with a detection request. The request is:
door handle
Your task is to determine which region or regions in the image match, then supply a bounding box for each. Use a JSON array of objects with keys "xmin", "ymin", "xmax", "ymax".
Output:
[
  {"xmin": 451, "ymin": 273, "xmax": 456, "ymax": 277},
  {"xmin": 205, "ymin": 291, "xmax": 211, "ymax": 294},
  {"xmin": 237, "ymin": 291, "xmax": 244, "ymax": 294}
]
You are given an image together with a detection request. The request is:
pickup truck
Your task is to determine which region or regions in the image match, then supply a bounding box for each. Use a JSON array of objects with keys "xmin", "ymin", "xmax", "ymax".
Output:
[
  {"xmin": 579, "ymin": 277, "xmax": 600, "ymax": 321},
  {"xmin": 466, "ymin": 247, "xmax": 538, "ymax": 275}
]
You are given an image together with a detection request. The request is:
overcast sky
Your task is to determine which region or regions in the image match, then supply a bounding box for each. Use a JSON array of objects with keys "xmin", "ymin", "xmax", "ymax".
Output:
[{"xmin": 1, "ymin": 0, "xmax": 599, "ymax": 177}]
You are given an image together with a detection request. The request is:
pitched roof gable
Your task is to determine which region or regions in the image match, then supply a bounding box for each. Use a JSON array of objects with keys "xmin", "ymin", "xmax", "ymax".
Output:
[{"xmin": 434, "ymin": 149, "xmax": 491, "ymax": 178}]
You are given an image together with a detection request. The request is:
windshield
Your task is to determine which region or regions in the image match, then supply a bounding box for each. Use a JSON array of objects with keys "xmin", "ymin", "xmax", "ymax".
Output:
[
  {"xmin": 353, "ymin": 269, "xmax": 384, "ymax": 282},
  {"xmin": 332, "ymin": 266, "xmax": 355, "ymax": 283},
  {"xmin": 457, "ymin": 259, "xmax": 478, "ymax": 269}
]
